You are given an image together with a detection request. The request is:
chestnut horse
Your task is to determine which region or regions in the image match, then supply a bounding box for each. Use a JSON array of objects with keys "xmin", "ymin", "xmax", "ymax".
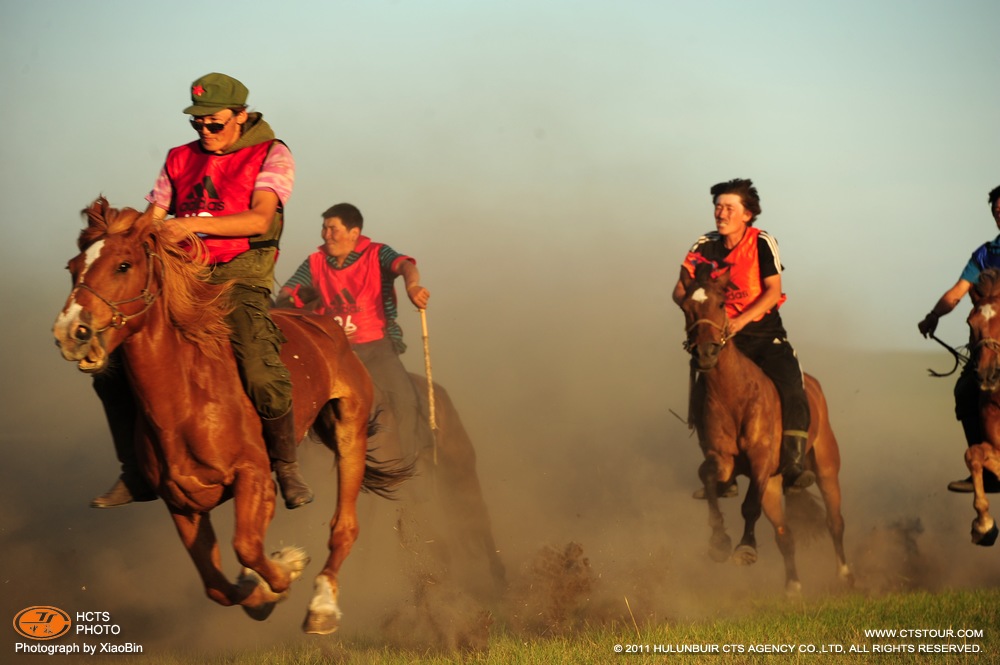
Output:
[
  {"xmin": 962, "ymin": 268, "xmax": 1000, "ymax": 546},
  {"xmin": 273, "ymin": 289, "xmax": 507, "ymax": 594},
  {"xmin": 679, "ymin": 262, "xmax": 852, "ymax": 593},
  {"xmin": 53, "ymin": 198, "xmax": 410, "ymax": 634}
]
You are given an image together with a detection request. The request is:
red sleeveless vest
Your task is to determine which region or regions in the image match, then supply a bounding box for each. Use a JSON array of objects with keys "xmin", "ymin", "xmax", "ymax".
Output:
[
  {"xmin": 308, "ymin": 237, "xmax": 390, "ymax": 344},
  {"xmin": 166, "ymin": 140, "xmax": 273, "ymax": 264}
]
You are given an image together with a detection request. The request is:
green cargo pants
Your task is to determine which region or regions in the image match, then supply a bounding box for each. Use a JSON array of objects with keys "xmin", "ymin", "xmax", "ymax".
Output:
[{"xmin": 227, "ymin": 284, "xmax": 292, "ymax": 419}]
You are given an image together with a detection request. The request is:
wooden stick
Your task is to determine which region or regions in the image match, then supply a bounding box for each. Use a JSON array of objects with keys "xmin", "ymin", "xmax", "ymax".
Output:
[{"xmin": 420, "ymin": 308, "xmax": 438, "ymax": 464}]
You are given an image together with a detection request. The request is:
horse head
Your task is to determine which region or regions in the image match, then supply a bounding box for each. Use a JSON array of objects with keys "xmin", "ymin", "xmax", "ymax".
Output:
[
  {"xmin": 681, "ymin": 261, "xmax": 731, "ymax": 371},
  {"xmin": 969, "ymin": 269, "xmax": 1000, "ymax": 392},
  {"xmin": 53, "ymin": 198, "xmax": 164, "ymax": 373}
]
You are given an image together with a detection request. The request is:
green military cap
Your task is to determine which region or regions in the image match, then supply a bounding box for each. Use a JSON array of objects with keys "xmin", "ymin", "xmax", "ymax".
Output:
[{"xmin": 182, "ymin": 73, "xmax": 248, "ymax": 115}]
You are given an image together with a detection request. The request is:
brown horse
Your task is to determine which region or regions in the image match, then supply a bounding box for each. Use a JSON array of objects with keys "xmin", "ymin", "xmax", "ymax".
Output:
[
  {"xmin": 52, "ymin": 197, "xmax": 410, "ymax": 634},
  {"xmin": 679, "ymin": 262, "xmax": 852, "ymax": 593},
  {"xmin": 962, "ymin": 268, "xmax": 1000, "ymax": 546},
  {"xmin": 273, "ymin": 288, "xmax": 507, "ymax": 594},
  {"xmin": 404, "ymin": 373, "xmax": 507, "ymax": 591}
]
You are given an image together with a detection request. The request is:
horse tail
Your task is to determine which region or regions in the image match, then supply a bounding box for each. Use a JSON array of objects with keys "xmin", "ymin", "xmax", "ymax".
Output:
[
  {"xmin": 784, "ymin": 489, "xmax": 828, "ymax": 544},
  {"xmin": 361, "ymin": 455, "xmax": 415, "ymax": 499},
  {"xmin": 367, "ymin": 407, "xmax": 382, "ymax": 438}
]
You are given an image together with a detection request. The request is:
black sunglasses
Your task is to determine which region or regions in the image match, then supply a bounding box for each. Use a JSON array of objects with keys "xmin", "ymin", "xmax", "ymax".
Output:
[{"xmin": 189, "ymin": 115, "xmax": 235, "ymax": 134}]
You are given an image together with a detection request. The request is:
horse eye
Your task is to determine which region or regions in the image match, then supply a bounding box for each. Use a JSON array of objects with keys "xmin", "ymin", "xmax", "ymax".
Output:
[{"xmin": 116, "ymin": 262, "xmax": 132, "ymax": 273}]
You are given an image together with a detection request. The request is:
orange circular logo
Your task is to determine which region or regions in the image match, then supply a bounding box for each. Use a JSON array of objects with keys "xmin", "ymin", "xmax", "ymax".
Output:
[{"xmin": 13, "ymin": 606, "xmax": 72, "ymax": 640}]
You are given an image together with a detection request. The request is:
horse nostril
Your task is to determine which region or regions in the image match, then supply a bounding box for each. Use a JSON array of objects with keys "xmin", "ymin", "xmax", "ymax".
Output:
[{"xmin": 74, "ymin": 324, "xmax": 93, "ymax": 342}]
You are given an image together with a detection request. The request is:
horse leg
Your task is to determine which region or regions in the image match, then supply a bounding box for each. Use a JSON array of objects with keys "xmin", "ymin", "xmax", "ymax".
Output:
[
  {"xmin": 434, "ymin": 400, "xmax": 507, "ymax": 595},
  {"xmin": 812, "ymin": 438, "xmax": 853, "ymax": 586},
  {"xmin": 303, "ymin": 405, "xmax": 366, "ymax": 635},
  {"xmin": 168, "ymin": 508, "xmax": 242, "ymax": 607},
  {"xmin": 967, "ymin": 444, "xmax": 1000, "ymax": 546},
  {"xmin": 732, "ymin": 473, "xmax": 766, "ymax": 566},
  {"xmin": 231, "ymin": 471, "xmax": 310, "ymax": 620},
  {"xmin": 699, "ymin": 456, "xmax": 732, "ymax": 562},
  {"xmin": 759, "ymin": 475, "xmax": 801, "ymax": 595}
]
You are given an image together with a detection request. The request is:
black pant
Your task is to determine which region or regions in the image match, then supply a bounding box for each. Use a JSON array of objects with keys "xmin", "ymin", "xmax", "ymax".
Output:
[
  {"xmin": 732, "ymin": 332, "xmax": 811, "ymax": 434},
  {"xmin": 955, "ymin": 359, "xmax": 983, "ymax": 445}
]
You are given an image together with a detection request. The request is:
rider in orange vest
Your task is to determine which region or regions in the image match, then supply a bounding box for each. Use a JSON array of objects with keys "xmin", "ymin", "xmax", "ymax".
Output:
[{"xmin": 673, "ymin": 178, "xmax": 814, "ymax": 497}]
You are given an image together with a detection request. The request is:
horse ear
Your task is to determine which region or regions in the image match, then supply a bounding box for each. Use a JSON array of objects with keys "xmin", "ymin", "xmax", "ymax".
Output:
[
  {"xmin": 132, "ymin": 206, "xmax": 159, "ymax": 241},
  {"xmin": 82, "ymin": 196, "xmax": 109, "ymax": 227},
  {"xmin": 712, "ymin": 264, "xmax": 732, "ymax": 289},
  {"xmin": 680, "ymin": 266, "xmax": 694, "ymax": 292},
  {"xmin": 971, "ymin": 284, "xmax": 983, "ymax": 307},
  {"xmin": 78, "ymin": 196, "xmax": 112, "ymax": 250}
]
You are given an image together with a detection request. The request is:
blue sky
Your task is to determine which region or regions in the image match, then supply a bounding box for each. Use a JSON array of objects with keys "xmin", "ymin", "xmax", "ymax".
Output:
[{"xmin": 3, "ymin": 0, "xmax": 1000, "ymax": 377}]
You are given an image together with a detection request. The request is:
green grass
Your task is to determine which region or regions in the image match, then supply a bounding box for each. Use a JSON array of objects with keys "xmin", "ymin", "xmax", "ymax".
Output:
[{"xmin": 83, "ymin": 588, "xmax": 1000, "ymax": 664}]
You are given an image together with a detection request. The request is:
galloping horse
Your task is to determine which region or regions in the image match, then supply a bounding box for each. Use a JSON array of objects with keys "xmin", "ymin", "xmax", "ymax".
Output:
[
  {"xmin": 53, "ymin": 197, "xmax": 410, "ymax": 634},
  {"xmin": 273, "ymin": 288, "xmax": 507, "ymax": 594},
  {"xmin": 679, "ymin": 262, "xmax": 852, "ymax": 593},
  {"xmin": 962, "ymin": 268, "xmax": 1000, "ymax": 546}
]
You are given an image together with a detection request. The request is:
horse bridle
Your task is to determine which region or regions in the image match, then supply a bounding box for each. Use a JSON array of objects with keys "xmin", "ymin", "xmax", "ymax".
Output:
[
  {"xmin": 683, "ymin": 317, "xmax": 731, "ymax": 353},
  {"xmin": 73, "ymin": 244, "xmax": 164, "ymax": 334},
  {"xmin": 975, "ymin": 337, "xmax": 1000, "ymax": 354}
]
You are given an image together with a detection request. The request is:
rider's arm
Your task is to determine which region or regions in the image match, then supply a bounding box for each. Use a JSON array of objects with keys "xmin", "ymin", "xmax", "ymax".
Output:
[
  {"xmin": 395, "ymin": 259, "xmax": 430, "ymax": 309},
  {"xmin": 157, "ymin": 190, "xmax": 280, "ymax": 242},
  {"xmin": 672, "ymin": 268, "xmax": 688, "ymax": 307},
  {"xmin": 919, "ymin": 279, "xmax": 973, "ymax": 337}
]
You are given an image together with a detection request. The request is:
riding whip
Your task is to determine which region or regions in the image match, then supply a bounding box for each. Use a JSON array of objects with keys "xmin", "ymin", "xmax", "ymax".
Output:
[
  {"xmin": 928, "ymin": 333, "xmax": 969, "ymax": 377},
  {"xmin": 420, "ymin": 308, "xmax": 438, "ymax": 464}
]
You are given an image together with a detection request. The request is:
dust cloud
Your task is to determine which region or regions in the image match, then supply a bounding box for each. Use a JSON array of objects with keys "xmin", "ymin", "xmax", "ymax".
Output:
[{"xmin": 5, "ymin": 242, "xmax": 1000, "ymax": 660}]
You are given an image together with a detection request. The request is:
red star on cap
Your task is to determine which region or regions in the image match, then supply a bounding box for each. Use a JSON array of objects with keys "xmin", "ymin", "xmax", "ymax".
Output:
[{"xmin": 192, "ymin": 85, "xmax": 205, "ymax": 97}]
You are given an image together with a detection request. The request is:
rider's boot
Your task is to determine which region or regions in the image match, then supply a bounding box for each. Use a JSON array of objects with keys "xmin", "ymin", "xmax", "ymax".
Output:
[
  {"xmin": 262, "ymin": 405, "xmax": 314, "ymax": 509},
  {"xmin": 781, "ymin": 432, "xmax": 815, "ymax": 491},
  {"xmin": 91, "ymin": 371, "xmax": 156, "ymax": 508}
]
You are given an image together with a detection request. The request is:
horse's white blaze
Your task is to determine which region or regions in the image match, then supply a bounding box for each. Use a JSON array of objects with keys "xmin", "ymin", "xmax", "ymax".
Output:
[
  {"xmin": 690, "ymin": 287, "xmax": 708, "ymax": 303},
  {"xmin": 981, "ymin": 303, "xmax": 997, "ymax": 322},
  {"xmin": 54, "ymin": 301, "xmax": 83, "ymax": 335},
  {"xmin": 55, "ymin": 239, "xmax": 105, "ymax": 332},
  {"xmin": 82, "ymin": 239, "xmax": 105, "ymax": 274},
  {"xmin": 307, "ymin": 575, "xmax": 342, "ymax": 619}
]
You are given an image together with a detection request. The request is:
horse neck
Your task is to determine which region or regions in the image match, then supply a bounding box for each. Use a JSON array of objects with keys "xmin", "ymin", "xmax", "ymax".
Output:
[
  {"xmin": 121, "ymin": 301, "xmax": 238, "ymax": 409},
  {"xmin": 699, "ymin": 339, "xmax": 765, "ymax": 403}
]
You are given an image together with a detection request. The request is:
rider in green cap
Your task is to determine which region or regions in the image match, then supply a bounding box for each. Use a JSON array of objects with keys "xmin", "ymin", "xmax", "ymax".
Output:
[{"xmin": 91, "ymin": 72, "xmax": 313, "ymax": 510}]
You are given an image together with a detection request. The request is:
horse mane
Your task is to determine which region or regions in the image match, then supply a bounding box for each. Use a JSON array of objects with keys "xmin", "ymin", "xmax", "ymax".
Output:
[
  {"xmin": 976, "ymin": 268, "xmax": 1000, "ymax": 302},
  {"xmin": 80, "ymin": 197, "xmax": 235, "ymax": 359}
]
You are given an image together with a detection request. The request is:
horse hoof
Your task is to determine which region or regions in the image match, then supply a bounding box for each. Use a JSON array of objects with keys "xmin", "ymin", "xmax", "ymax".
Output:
[
  {"xmin": 838, "ymin": 565, "xmax": 855, "ymax": 588},
  {"xmin": 972, "ymin": 520, "xmax": 999, "ymax": 547},
  {"xmin": 303, "ymin": 610, "xmax": 340, "ymax": 635},
  {"xmin": 242, "ymin": 601, "xmax": 277, "ymax": 621},
  {"xmin": 709, "ymin": 535, "xmax": 732, "ymax": 562},
  {"xmin": 731, "ymin": 545, "xmax": 757, "ymax": 566},
  {"xmin": 785, "ymin": 580, "xmax": 802, "ymax": 598}
]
